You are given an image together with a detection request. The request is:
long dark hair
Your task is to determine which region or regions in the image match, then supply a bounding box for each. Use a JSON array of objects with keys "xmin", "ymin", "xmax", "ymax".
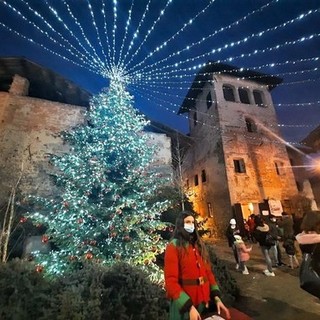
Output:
[{"xmin": 172, "ymin": 211, "xmax": 210, "ymax": 264}]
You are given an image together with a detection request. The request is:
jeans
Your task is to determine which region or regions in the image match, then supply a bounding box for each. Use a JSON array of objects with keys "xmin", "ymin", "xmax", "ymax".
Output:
[
  {"xmin": 260, "ymin": 246, "xmax": 273, "ymax": 272},
  {"xmin": 270, "ymin": 244, "xmax": 279, "ymax": 265}
]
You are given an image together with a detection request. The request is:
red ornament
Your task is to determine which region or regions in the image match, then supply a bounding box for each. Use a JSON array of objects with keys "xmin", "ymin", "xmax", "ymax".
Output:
[
  {"xmin": 77, "ymin": 218, "xmax": 83, "ymax": 224},
  {"xmin": 69, "ymin": 255, "xmax": 77, "ymax": 261},
  {"xmin": 41, "ymin": 235, "xmax": 49, "ymax": 243},
  {"xmin": 123, "ymin": 235, "xmax": 131, "ymax": 242},
  {"xmin": 85, "ymin": 251, "xmax": 93, "ymax": 260},
  {"xmin": 63, "ymin": 201, "xmax": 69, "ymax": 208},
  {"xmin": 19, "ymin": 217, "xmax": 27, "ymax": 223},
  {"xmin": 89, "ymin": 240, "xmax": 97, "ymax": 246},
  {"xmin": 35, "ymin": 265, "xmax": 44, "ymax": 273}
]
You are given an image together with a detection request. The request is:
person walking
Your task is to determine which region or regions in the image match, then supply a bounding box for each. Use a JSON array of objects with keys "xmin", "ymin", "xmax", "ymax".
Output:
[
  {"xmin": 277, "ymin": 212, "xmax": 294, "ymax": 241},
  {"xmin": 164, "ymin": 211, "xmax": 230, "ymax": 320},
  {"xmin": 225, "ymin": 218, "xmax": 241, "ymax": 269},
  {"xmin": 283, "ymin": 235, "xmax": 299, "ymax": 269},
  {"xmin": 234, "ymin": 235, "xmax": 252, "ymax": 275},
  {"xmin": 253, "ymin": 215, "xmax": 276, "ymax": 276},
  {"xmin": 267, "ymin": 215, "xmax": 285, "ymax": 267},
  {"xmin": 247, "ymin": 214, "xmax": 256, "ymax": 243}
]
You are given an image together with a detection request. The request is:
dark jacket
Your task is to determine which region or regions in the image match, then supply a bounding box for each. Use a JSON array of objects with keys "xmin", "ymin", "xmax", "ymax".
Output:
[
  {"xmin": 283, "ymin": 237, "xmax": 296, "ymax": 255},
  {"xmin": 253, "ymin": 223, "xmax": 271, "ymax": 247},
  {"xmin": 296, "ymin": 232, "xmax": 320, "ymax": 275},
  {"xmin": 277, "ymin": 215, "xmax": 294, "ymax": 240},
  {"xmin": 225, "ymin": 225, "xmax": 240, "ymax": 247}
]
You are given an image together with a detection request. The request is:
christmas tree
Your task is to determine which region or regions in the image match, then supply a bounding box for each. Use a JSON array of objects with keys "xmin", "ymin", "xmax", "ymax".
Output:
[{"xmin": 26, "ymin": 76, "xmax": 170, "ymax": 279}]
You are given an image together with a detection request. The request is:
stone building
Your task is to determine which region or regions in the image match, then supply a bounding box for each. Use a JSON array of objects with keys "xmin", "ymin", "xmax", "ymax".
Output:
[
  {"xmin": 0, "ymin": 57, "xmax": 172, "ymax": 208},
  {"xmin": 178, "ymin": 62, "xmax": 299, "ymax": 235},
  {"xmin": 287, "ymin": 125, "xmax": 320, "ymax": 212}
]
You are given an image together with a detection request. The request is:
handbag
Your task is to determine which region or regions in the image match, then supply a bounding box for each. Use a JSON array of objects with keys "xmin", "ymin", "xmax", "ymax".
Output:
[{"xmin": 299, "ymin": 244, "xmax": 320, "ymax": 299}]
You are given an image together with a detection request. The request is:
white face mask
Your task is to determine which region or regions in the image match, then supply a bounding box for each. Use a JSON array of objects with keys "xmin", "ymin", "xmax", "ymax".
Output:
[{"xmin": 184, "ymin": 224, "xmax": 195, "ymax": 233}]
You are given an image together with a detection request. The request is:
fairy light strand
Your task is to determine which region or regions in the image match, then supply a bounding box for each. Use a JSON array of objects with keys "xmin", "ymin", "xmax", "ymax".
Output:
[
  {"xmin": 130, "ymin": 7, "xmax": 319, "ymax": 77},
  {"xmin": 125, "ymin": 0, "xmax": 216, "ymax": 73},
  {"xmin": 120, "ymin": 0, "xmax": 153, "ymax": 67},
  {"xmin": 128, "ymin": 0, "xmax": 278, "ymax": 75},
  {"xmin": 117, "ymin": 0, "xmax": 135, "ymax": 68}
]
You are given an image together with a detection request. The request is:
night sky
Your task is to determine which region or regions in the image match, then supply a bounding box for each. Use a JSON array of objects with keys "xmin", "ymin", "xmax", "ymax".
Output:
[{"xmin": 0, "ymin": 0, "xmax": 319, "ymax": 143}]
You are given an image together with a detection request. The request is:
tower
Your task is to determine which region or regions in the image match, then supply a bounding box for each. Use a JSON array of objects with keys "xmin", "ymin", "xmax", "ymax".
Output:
[{"xmin": 178, "ymin": 62, "xmax": 298, "ymax": 235}]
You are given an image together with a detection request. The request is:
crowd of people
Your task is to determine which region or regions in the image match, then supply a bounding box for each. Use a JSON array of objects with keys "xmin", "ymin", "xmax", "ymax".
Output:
[{"xmin": 226, "ymin": 211, "xmax": 320, "ymax": 278}]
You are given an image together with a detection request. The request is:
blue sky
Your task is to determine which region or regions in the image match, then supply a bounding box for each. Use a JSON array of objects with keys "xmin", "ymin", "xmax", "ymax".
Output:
[{"xmin": 0, "ymin": 0, "xmax": 319, "ymax": 143}]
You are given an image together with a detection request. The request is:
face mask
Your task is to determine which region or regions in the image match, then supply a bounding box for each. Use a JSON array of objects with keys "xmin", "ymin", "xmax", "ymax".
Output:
[
  {"xmin": 184, "ymin": 224, "xmax": 195, "ymax": 233},
  {"xmin": 231, "ymin": 225, "xmax": 236, "ymax": 229},
  {"xmin": 271, "ymin": 219, "xmax": 276, "ymax": 222}
]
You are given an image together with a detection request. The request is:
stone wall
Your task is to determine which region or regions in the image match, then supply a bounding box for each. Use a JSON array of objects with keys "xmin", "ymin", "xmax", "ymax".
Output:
[{"xmin": 0, "ymin": 89, "xmax": 85, "ymax": 204}]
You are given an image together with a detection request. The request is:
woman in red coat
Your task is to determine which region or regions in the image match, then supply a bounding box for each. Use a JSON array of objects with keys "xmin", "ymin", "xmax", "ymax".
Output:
[{"xmin": 164, "ymin": 211, "xmax": 230, "ymax": 320}]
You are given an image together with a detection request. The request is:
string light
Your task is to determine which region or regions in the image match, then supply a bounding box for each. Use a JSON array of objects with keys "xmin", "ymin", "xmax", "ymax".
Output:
[{"xmin": 0, "ymin": 0, "xmax": 319, "ymax": 144}]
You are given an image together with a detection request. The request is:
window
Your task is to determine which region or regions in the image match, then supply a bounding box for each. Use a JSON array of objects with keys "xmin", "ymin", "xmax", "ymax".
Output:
[
  {"xmin": 234, "ymin": 159, "xmax": 246, "ymax": 173},
  {"xmin": 201, "ymin": 169, "xmax": 207, "ymax": 183},
  {"xmin": 194, "ymin": 174, "xmax": 199, "ymax": 186},
  {"xmin": 253, "ymin": 90, "xmax": 265, "ymax": 107},
  {"xmin": 245, "ymin": 117, "xmax": 257, "ymax": 133},
  {"xmin": 238, "ymin": 87, "xmax": 250, "ymax": 104},
  {"xmin": 223, "ymin": 84, "xmax": 235, "ymax": 102},
  {"xmin": 275, "ymin": 161, "xmax": 284, "ymax": 175},
  {"xmin": 193, "ymin": 112, "xmax": 197, "ymax": 126},
  {"xmin": 206, "ymin": 92, "xmax": 213, "ymax": 109}
]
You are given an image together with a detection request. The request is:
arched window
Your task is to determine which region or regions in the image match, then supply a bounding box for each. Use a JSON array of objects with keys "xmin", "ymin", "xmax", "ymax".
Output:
[
  {"xmin": 206, "ymin": 91, "xmax": 213, "ymax": 109},
  {"xmin": 253, "ymin": 90, "xmax": 265, "ymax": 107},
  {"xmin": 245, "ymin": 117, "xmax": 257, "ymax": 132},
  {"xmin": 238, "ymin": 87, "xmax": 250, "ymax": 104},
  {"xmin": 223, "ymin": 84, "xmax": 235, "ymax": 102}
]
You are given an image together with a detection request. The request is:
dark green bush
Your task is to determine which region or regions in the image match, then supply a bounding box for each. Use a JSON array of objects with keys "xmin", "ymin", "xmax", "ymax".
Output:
[
  {"xmin": 0, "ymin": 260, "xmax": 168, "ymax": 320},
  {"xmin": 207, "ymin": 244, "xmax": 240, "ymax": 305},
  {"xmin": 0, "ymin": 259, "xmax": 58, "ymax": 320},
  {"xmin": 54, "ymin": 262, "xmax": 168, "ymax": 320},
  {"xmin": 0, "ymin": 250, "xmax": 236, "ymax": 319}
]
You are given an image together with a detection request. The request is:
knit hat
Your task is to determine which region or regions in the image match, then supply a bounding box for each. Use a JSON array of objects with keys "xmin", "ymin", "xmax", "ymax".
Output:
[{"xmin": 234, "ymin": 235, "xmax": 242, "ymax": 241}]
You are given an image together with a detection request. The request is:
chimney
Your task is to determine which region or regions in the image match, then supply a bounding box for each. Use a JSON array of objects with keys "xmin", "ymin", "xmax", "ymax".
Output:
[{"xmin": 9, "ymin": 74, "xmax": 29, "ymax": 96}]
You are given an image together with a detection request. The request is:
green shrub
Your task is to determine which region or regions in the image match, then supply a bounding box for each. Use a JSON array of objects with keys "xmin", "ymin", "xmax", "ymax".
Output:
[
  {"xmin": 0, "ymin": 259, "xmax": 57, "ymax": 320},
  {"xmin": 0, "ymin": 250, "xmax": 237, "ymax": 319},
  {"xmin": 52, "ymin": 262, "xmax": 169, "ymax": 320},
  {"xmin": 207, "ymin": 244, "xmax": 240, "ymax": 305}
]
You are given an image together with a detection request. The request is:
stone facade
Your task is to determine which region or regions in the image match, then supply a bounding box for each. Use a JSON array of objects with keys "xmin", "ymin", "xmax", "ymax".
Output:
[
  {"xmin": 0, "ymin": 74, "xmax": 86, "ymax": 204},
  {"xmin": 179, "ymin": 63, "xmax": 299, "ymax": 235}
]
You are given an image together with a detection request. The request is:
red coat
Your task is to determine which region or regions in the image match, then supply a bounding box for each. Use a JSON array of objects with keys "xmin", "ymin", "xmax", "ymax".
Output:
[{"xmin": 164, "ymin": 240, "xmax": 220, "ymax": 311}]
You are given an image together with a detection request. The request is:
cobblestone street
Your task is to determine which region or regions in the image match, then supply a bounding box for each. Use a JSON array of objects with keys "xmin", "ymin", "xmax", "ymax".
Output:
[{"xmin": 211, "ymin": 240, "xmax": 320, "ymax": 320}]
